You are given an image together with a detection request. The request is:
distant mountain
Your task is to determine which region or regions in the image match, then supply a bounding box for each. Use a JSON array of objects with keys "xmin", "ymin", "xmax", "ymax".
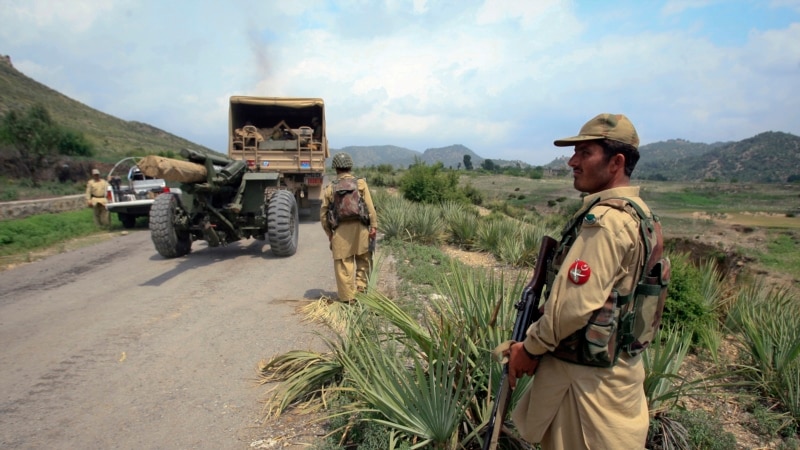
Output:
[
  {"xmin": 333, "ymin": 145, "xmax": 421, "ymax": 168},
  {"xmin": 333, "ymin": 143, "xmax": 528, "ymax": 170},
  {"xmin": 634, "ymin": 132, "xmax": 800, "ymax": 182},
  {"xmin": 0, "ymin": 54, "xmax": 216, "ymax": 159}
]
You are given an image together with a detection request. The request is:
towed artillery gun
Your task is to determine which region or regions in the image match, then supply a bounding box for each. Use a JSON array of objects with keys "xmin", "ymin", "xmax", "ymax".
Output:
[
  {"xmin": 141, "ymin": 148, "xmax": 300, "ymax": 258},
  {"xmin": 141, "ymin": 97, "xmax": 328, "ymax": 258}
]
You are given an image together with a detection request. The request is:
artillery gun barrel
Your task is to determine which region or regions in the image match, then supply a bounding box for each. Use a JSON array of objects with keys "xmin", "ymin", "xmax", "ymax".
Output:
[
  {"xmin": 138, "ymin": 154, "xmax": 208, "ymax": 183},
  {"xmin": 180, "ymin": 148, "xmax": 233, "ymax": 167}
]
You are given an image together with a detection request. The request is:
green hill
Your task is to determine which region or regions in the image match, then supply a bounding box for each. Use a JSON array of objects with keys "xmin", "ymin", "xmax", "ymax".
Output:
[
  {"xmin": 634, "ymin": 132, "xmax": 800, "ymax": 182},
  {"xmin": 0, "ymin": 55, "xmax": 215, "ymax": 160}
]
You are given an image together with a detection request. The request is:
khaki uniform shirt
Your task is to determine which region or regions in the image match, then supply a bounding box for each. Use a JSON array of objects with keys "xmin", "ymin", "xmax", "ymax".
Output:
[
  {"xmin": 86, "ymin": 178, "xmax": 109, "ymax": 206},
  {"xmin": 320, "ymin": 173, "xmax": 377, "ymax": 260},
  {"xmin": 512, "ymin": 185, "xmax": 650, "ymax": 449}
]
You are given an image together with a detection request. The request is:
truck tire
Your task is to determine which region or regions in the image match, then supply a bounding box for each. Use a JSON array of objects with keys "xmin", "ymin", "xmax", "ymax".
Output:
[
  {"xmin": 149, "ymin": 194, "xmax": 191, "ymax": 258},
  {"xmin": 267, "ymin": 190, "xmax": 299, "ymax": 257},
  {"xmin": 118, "ymin": 212, "xmax": 137, "ymax": 229}
]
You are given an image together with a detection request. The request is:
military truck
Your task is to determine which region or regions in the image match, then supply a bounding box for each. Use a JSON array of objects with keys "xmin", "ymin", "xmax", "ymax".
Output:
[
  {"xmin": 228, "ymin": 96, "xmax": 328, "ymax": 219},
  {"xmin": 142, "ymin": 97, "xmax": 328, "ymax": 259}
]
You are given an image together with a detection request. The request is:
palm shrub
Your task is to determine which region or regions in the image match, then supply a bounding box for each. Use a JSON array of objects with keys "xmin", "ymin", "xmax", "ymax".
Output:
[
  {"xmin": 377, "ymin": 195, "xmax": 448, "ymax": 245},
  {"xmin": 507, "ymin": 219, "xmax": 560, "ymax": 267},
  {"xmin": 259, "ymin": 252, "xmax": 531, "ymax": 449},
  {"xmin": 693, "ymin": 256, "xmax": 730, "ymax": 361},
  {"xmin": 441, "ymin": 200, "xmax": 480, "ymax": 248},
  {"xmin": 378, "ymin": 194, "xmax": 411, "ymax": 241},
  {"xmin": 725, "ymin": 280, "xmax": 800, "ymax": 424},
  {"xmin": 643, "ymin": 325, "xmax": 746, "ymax": 449},
  {"xmin": 475, "ymin": 217, "xmax": 517, "ymax": 256},
  {"xmin": 405, "ymin": 202, "xmax": 448, "ymax": 245}
]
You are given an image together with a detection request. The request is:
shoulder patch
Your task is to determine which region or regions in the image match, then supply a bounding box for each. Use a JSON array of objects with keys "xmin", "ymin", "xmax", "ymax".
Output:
[{"xmin": 567, "ymin": 259, "xmax": 591, "ymax": 285}]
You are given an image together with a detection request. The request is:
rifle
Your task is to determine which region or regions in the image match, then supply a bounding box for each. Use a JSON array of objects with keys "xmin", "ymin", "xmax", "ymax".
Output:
[{"xmin": 482, "ymin": 235, "xmax": 558, "ymax": 450}]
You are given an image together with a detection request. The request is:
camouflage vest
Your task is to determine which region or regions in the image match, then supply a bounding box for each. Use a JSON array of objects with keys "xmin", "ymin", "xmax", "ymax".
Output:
[
  {"xmin": 326, "ymin": 177, "xmax": 370, "ymax": 230},
  {"xmin": 547, "ymin": 197, "xmax": 670, "ymax": 368}
]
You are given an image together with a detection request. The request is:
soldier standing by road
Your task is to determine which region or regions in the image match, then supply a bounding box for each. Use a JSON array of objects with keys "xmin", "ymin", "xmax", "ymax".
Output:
[
  {"xmin": 320, "ymin": 152, "xmax": 377, "ymax": 303},
  {"xmin": 505, "ymin": 114, "xmax": 655, "ymax": 449},
  {"xmin": 86, "ymin": 168, "xmax": 110, "ymax": 228}
]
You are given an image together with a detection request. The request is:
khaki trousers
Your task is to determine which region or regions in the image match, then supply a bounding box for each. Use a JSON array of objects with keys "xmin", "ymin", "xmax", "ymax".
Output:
[
  {"xmin": 333, "ymin": 252, "xmax": 371, "ymax": 302},
  {"xmin": 92, "ymin": 202, "xmax": 109, "ymax": 227}
]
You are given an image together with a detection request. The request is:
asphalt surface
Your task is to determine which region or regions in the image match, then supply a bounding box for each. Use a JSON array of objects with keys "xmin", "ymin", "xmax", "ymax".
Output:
[{"xmin": 0, "ymin": 220, "xmax": 335, "ymax": 449}]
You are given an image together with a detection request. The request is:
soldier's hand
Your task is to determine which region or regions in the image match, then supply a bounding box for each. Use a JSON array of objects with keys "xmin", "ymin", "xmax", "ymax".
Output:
[
  {"xmin": 87, "ymin": 202, "xmax": 93, "ymax": 208},
  {"xmin": 507, "ymin": 342, "xmax": 540, "ymax": 389},
  {"xmin": 369, "ymin": 227, "xmax": 377, "ymax": 239}
]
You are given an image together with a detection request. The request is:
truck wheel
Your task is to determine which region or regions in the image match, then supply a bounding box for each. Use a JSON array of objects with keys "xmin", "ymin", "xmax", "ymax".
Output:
[
  {"xmin": 267, "ymin": 190, "xmax": 299, "ymax": 257},
  {"xmin": 118, "ymin": 212, "xmax": 137, "ymax": 229},
  {"xmin": 150, "ymin": 194, "xmax": 191, "ymax": 258}
]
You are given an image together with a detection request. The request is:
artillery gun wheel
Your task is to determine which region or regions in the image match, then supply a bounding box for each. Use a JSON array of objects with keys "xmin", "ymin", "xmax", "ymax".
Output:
[
  {"xmin": 150, "ymin": 194, "xmax": 191, "ymax": 258},
  {"xmin": 267, "ymin": 190, "xmax": 299, "ymax": 257}
]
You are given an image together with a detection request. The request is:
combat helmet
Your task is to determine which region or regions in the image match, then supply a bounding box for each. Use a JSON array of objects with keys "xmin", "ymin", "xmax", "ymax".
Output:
[{"xmin": 331, "ymin": 152, "xmax": 353, "ymax": 169}]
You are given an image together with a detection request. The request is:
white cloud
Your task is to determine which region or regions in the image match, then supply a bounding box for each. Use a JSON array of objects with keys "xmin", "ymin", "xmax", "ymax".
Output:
[{"xmin": 1, "ymin": 0, "xmax": 799, "ymax": 164}]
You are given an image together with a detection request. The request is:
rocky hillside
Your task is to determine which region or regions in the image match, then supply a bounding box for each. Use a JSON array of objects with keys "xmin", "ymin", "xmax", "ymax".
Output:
[
  {"xmin": 635, "ymin": 132, "xmax": 800, "ymax": 182},
  {"xmin": 0, "ymin": 54, "xmax": 214, "ymax": 159}
]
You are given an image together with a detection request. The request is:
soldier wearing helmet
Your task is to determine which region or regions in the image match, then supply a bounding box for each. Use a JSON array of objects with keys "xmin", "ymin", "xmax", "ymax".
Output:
[
  {"xmin": 320, "ymin": 152, "xmax": 378, "ymax": 303},
  {"xmin": 86, "ymin": 168, "xmax": 110, "ymax": 228}
]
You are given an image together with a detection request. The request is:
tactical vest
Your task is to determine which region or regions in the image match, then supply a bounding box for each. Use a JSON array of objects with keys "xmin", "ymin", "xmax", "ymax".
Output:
[{"xmin": 546, "ymin": 197, "xmax": 670, "ymax": 368}]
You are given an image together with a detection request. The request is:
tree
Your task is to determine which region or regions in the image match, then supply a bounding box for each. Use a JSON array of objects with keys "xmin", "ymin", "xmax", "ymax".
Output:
[
  {"xmin": 481, "ymin": 159, "xmax": 495, "ymax": 172},
  {"xmin": 1, "ymin": 105, "xmax": 60, "ymax": 184},
  {"xmin": 0, "ymin": 104, "xmax": 94, "ymax": 183},
  {"xmin": 462, "ymin": 154, "xmax": 473, "ymax": 171}
]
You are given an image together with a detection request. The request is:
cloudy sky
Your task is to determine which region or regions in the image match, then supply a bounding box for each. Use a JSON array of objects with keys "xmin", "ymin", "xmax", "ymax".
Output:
[{"xmin": 2, "ymin": 0, "xmax": 799, "ymax": 165}]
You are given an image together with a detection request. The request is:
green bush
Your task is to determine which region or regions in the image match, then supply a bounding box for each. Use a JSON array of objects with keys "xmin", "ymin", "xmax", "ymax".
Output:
[
  {"xmin": 0, "ymin": 186, "xmax": 19, "ymax": 201},
  {"xmin": 57, "ymin": 128, "xmax": 93, "ymax": 156},
  {"xmin": 661, "ymin": 252, "xmax": 716, "ymax": 338},
  {"xmin": 398, "ymin": 160, "xmax": 466, "ymax": 204},
  {"xmin": 460, "ymin": 182, "xmax": 483, "ymax": 205},
  {"xmin": 662, "ymin": 409, "xmax": 737, "ymax": 450}
]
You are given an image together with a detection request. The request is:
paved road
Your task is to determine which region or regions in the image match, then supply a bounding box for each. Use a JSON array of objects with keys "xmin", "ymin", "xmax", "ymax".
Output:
[{"xmin": 0, "ymin": 220, "xmax": 335, "ymax": 449}]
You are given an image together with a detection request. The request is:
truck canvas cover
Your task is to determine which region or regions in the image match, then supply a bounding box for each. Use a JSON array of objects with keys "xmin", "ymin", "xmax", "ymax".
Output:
[{"xmin": 228, "ymin": 96, "xmax": 328, "ymax": 173}]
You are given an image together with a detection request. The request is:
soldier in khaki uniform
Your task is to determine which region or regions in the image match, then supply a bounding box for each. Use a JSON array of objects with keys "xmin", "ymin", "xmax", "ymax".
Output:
[
  {"xmin": 505, "ymin": 114, "xmax": 651, "ymax": 449},
  {"xmin": 320, "ymin": 152, "xmax": 378, "ymax": 303},
  {"xmin": 85, "ymin": 168, "xmax": 110, "ymax": 227}
]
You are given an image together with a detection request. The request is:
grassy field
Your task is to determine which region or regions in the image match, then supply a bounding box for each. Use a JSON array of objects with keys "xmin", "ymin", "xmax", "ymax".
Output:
[
  {"xmin": 2, "ymin": 174, "xmax": 799, "ymax": 281},
  {"xmin": 461, "ymin": 174, "xmax": 800, "ymax": 282}
]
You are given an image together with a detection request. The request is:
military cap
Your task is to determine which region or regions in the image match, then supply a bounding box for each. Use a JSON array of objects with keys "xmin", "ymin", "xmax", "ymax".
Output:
[{"xmin": 554, "ymin": 113, "xmax": 639, "ymax": 149}]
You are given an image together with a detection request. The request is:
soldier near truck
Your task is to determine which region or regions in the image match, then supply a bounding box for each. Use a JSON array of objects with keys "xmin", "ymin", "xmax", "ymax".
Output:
[
  {"xmin": 85, "ymin": 168, "xmax": 109, "ymax": 227},
  {"xmin": 321, "ymin": 152, "xmax": 377, "ymax": 303}
]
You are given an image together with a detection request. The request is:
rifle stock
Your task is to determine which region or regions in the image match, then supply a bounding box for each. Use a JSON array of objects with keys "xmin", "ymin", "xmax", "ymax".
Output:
[{"xmin": 482, "ymin": 235, "xmax": 558, "ymax": 450}]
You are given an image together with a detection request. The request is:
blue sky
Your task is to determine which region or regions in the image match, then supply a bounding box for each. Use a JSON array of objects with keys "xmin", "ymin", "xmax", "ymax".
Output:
[{"xmin": 1, "ymin": 0, "xmax": 799, "ymax": 165}]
